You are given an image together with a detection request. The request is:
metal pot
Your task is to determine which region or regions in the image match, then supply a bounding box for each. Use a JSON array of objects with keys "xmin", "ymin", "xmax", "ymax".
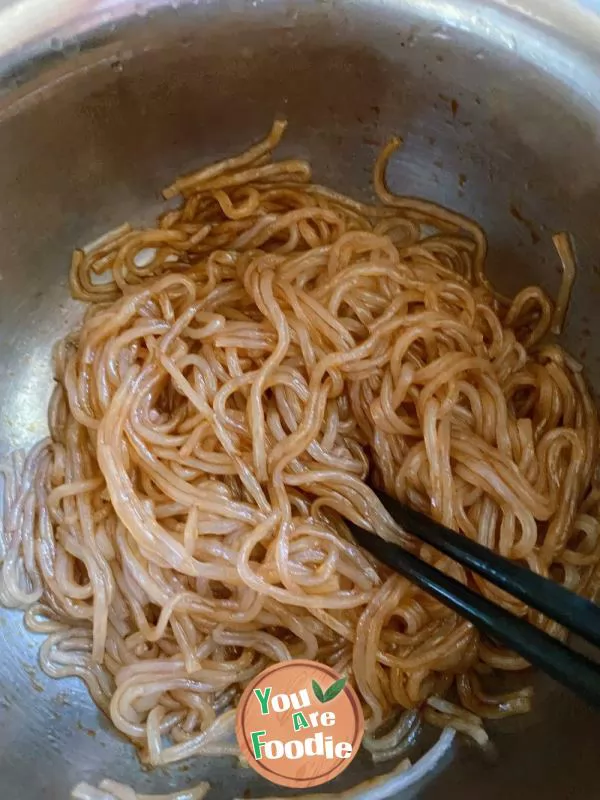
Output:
[{"xmin": 0, "ymin": 0, "xmax": 599, "ymax": 797}]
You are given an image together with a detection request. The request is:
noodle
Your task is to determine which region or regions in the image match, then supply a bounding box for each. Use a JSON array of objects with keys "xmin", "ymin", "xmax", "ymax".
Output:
[
  {"xmin": 2, "ymin": 121, "xmax": 600, "ymax": 773},
  {"xmin": 551, "ymin": 231, "xmax": 577, "ymax": 335},
  {"xmin": 71, "ymin": 779, "xmax": 210, "ymax": 800}
]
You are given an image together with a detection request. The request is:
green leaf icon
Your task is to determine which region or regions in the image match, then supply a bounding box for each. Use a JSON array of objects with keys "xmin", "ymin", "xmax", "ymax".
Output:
[
  {"xmin": 323, "ymin": 677, "xmax": 347, "ymax": 702},
  {"xmin": 312, "ymin": 676, "xmax": 347, "ymax": 703},
  {"xmin": 312, "ymin": 679, "xmax": 325, "ymax": 703}
]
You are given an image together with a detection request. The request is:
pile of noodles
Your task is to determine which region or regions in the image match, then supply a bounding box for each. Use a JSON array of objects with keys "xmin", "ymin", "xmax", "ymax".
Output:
[{"xmin": 2, "ymin": 120, "xmax": 600, "ymax": 772}]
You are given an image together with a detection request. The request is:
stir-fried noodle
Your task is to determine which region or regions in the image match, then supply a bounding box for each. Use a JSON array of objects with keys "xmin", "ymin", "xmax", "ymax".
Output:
[{"xmin": 2, "ymin": 121, "xmax": 600, "ymax": 770}]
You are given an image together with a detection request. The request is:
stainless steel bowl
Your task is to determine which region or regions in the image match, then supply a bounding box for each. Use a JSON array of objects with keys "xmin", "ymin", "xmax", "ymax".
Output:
[{"xmin": 1, "ymin": 0, "xmax": 600, "ymax": 797}]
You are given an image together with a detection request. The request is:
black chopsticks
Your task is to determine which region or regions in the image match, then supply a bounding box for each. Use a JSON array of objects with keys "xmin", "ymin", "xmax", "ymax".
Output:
[
  {"xmin": 347, "ymin": 491, "xmax": 600, "ymax": 709},
  {"xmin": 372, "ymin": 489, "xmax": 600, "ymax": 650}
]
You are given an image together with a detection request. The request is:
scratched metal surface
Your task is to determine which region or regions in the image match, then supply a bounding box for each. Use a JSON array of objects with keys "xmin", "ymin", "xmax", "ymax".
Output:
[{"xmin": 0, "ymin": 1, "xmax": 600, "ymax": 798}]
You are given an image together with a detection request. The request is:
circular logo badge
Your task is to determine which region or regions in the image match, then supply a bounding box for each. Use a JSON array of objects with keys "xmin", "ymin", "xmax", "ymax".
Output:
[{"xmin": 236, "ymin": 659, "xmax": 364, "ymax": 789}]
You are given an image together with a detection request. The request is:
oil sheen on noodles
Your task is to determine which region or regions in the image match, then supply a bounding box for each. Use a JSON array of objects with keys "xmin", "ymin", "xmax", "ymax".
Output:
[{"xmin": 2, "ymin": 121, "xmax": 600, "ymax": 772}]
